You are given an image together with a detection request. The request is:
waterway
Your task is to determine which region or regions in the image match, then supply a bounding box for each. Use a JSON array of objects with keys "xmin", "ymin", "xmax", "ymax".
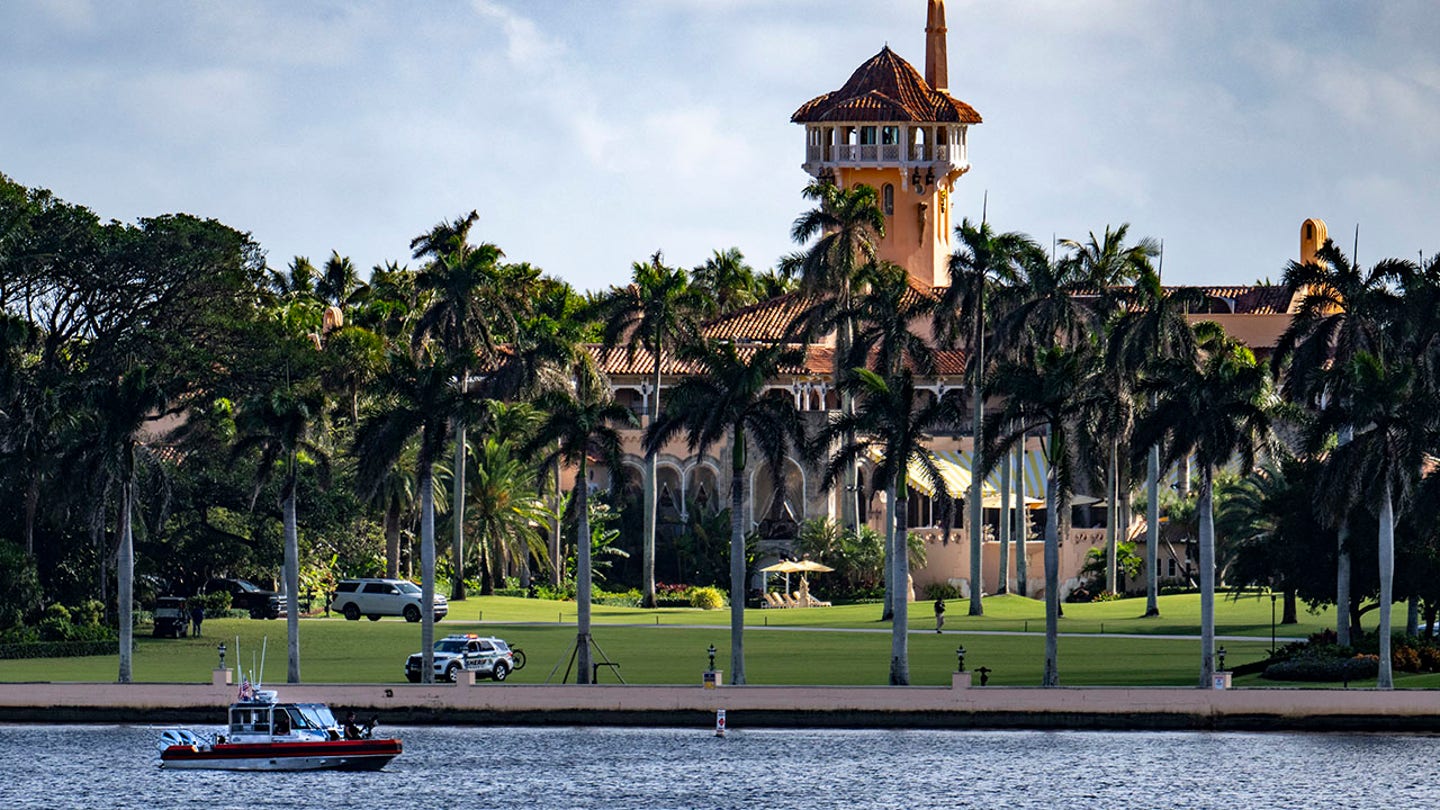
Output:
[{"xmin": 5, "ymin": 723, "xmax": 1439, "ymax": 809}]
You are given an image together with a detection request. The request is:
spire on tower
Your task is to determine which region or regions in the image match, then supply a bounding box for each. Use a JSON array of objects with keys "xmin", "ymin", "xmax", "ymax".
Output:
[{"xmin": 925, "ymin": 0, "xmax": 948, "ymax": 92}]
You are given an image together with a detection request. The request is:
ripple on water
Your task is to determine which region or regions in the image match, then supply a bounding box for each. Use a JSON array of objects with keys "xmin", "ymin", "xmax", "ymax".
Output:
[{"xmin": 2, "ymin": 724, "xmax": 1439, "ymax": 810}]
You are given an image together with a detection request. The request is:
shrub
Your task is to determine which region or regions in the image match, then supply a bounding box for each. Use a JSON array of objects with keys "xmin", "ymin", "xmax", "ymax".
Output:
[
  {"xmin": 689, "ymin": 586, "xmax": 725, "ymax": 610},
  {"xmin": 923, "ymin": 582, "xmax": 965, "ymax": 601},
  {"xmin": 1418, "ymin": 645, "xmax": 1440, "ymax": 672},
  {"xmin": 1393, "ymin": 645, "xmax": 1422, "ymax": 673},
  {"xmin": 1262, "ymin": 654, "xmax": 1378, "ymax": 682}
]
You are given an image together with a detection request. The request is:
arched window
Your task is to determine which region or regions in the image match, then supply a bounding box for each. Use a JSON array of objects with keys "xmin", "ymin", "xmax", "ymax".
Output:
[
  {"xmin": 882, "ymin": 184, "xmax": 894, "ymax": 216},
  {"xmin": 1305, "ymin": 223, "xmax": 1315, "ymax": 239}
]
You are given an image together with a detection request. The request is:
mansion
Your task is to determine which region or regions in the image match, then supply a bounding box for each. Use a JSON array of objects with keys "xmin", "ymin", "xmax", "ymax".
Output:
[{"xmin": 581, "ymin": 1, "xmax": 1317, "ymax": 603}]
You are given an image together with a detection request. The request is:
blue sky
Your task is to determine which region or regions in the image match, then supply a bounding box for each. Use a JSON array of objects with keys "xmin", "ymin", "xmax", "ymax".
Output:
[{"xmin": 3, "ymin": 1, "xmax": 1438, "ymax": 293}]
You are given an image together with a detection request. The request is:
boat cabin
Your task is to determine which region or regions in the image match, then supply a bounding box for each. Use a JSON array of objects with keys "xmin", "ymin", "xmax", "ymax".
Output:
[{"xmin": 227, "ymin": 698, "xmax": 339, "ymax": 742}]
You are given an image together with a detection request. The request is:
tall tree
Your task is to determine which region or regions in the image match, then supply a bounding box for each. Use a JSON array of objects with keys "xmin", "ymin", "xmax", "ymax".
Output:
[
  {"xmin": 985, "ymin": 344, "xmax": 1106, "ymax": 686},
  {"xmin": 528, "ymin": 368, "xmax": 635, "ymax": 684},
  {"xmin": 648, "ymin": 340, "xmax": 808, "ymax": 685},
  {"xmin": 411, "ymin": 212, "xmax": 520, "ymax": 601},
  {"xmin": 790, "ymin": 181, "xmax": 885, "ymax": 533},
  {"xmin": 356, "ymin": 347, "xmax": 458, "ymax": 683},
  {"xmin": 1136, "ymin": 322, "xmax": 1276, "ymax": 688},
  {"xmin": 74, "ymin": 365, "xmax": 171, "ymax": 683},
  {"xmin": 1108, "ymin": 269, "xmax": 1200, "ymax": 614},
  {"xmin": 233, "ymin": 368, "xmax": 329, "ymax": 684},
  {"xmin": 937, "ymin": 219, "xmax": 1043, "ymax": 616},
  {"xmin": 1274, "ymin": 240, "xmax": 1400, "ymax": 645},
  {"xmin": 825, "ymin": 367, "xmax": 959, "ymax": 684},
  {"xmin": 843, "ymin": 261, "xmax": 935, "ymax": 620},
  {"xmin": 596, "ymin": 253, "xmax": 703, "ymax": 609},
  {"xmin": 1059, "ymin": 225, "xmax": 1156, "ymax": 597},
  {"xmin": 693, "ymin": 247, "xmax": 758, "ymax": 317}
]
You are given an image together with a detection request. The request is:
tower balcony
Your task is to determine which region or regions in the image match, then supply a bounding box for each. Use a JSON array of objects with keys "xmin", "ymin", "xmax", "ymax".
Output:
[{"xmin": 801, "ymin": 123, "xmax": 970, "ymax": 182}]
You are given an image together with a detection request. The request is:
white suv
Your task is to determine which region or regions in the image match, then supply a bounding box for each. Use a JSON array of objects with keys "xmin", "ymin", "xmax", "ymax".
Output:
[
  {"xmin": 329, "ymin": 578, "xmax": 448, "ymax": 623},
  {"xmin": 406, "ymin": 634, "xmax": 516, "ymax": 683}
]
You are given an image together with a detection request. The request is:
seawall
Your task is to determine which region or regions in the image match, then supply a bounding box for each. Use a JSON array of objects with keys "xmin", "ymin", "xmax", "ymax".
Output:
[{"xmin": 2, "ymin": 671, "xmax": 1437, "ymax": 731}]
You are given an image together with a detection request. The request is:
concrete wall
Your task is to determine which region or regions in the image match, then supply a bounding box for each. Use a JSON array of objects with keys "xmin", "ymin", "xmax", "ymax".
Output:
[{"xmin": 6, "ymin": 673, "xmax": 1440, "ymax": 731}]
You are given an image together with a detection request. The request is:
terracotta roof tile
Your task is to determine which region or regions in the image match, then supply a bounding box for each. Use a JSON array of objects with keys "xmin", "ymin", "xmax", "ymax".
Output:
[{"xmin": 792, "ymin": 47, "xmax": 981, "ymax": 124}]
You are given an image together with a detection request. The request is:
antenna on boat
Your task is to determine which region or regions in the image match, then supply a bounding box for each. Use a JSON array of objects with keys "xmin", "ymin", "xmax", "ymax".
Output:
[{"xmin": 257, "ymin": 637, "xmax": 268, "ymax": 691}]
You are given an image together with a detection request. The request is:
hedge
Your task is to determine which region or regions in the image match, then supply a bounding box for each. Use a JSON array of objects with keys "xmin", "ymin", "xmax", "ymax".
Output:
[{"xmin": 0, "ymin": 640, "xmax": 126, "ymax": 660}]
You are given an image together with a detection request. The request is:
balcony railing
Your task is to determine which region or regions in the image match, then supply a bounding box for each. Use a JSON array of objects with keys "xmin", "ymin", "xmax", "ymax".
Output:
[{"xmin": 805, "ymin": 142, "xmax": 965, "ymax": 170}]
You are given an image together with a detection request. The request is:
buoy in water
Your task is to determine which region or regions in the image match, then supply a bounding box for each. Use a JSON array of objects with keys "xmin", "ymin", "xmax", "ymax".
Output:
[{"xmin": 715, "ymin": 709, "xmax": 726, "ymax": 737}]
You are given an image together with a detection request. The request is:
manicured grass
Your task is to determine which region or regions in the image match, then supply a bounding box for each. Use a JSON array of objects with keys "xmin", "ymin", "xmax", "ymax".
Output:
[{"xmin": 0, "ymin": 592, "xmax": 1421, "ymax": 687}]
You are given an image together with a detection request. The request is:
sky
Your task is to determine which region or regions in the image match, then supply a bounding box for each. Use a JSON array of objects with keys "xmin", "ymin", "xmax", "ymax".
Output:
[{"xmin": 3, "ymin": 1, "xmax": 1439, "ymax": 294}]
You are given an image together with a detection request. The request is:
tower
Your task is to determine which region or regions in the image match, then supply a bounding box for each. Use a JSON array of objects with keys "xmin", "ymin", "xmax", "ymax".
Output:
[{"xmin": 791, "ymin": 0, "xmax": 980, "ymax": 288}]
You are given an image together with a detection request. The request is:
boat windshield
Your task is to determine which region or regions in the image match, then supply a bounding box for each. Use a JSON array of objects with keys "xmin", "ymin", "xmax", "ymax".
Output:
[{"xmin": 296, "ymin": 704, "xmax": 336, "ymax": 730}]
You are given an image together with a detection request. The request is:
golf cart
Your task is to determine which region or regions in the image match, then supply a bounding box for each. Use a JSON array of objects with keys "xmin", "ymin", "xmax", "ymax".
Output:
[{"xmin": 153, "ymin": 596, "xmax": 189, "ymax": 638}]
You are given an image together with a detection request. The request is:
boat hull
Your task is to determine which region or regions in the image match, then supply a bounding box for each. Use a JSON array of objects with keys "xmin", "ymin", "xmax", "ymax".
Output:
[{"xmin": 160, "ymin": 739, "xmax": 402, "ymax": 772}]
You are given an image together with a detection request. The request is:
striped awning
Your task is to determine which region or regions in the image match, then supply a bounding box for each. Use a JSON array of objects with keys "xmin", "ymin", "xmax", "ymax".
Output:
[
  {"xmin": 869, "ymin": 449, "xmax": 976, "ymax": 499},
  {"xmin": 936, "ymin": 449, "xmax": 1047, "ymax": 508}
]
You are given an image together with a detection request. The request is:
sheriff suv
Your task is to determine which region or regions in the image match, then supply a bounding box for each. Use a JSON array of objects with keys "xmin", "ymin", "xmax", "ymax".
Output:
[
  {"xmin": 405, "ymin": 634, "xmax": 515, "ymax": 683},
  {"xmin": 329, "ymin": 578, "xmax": 448, "ymax": 623}
]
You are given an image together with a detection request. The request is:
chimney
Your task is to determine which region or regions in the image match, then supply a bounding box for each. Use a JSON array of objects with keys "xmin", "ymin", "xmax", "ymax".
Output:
[{"xmin": 925, "ymin": 0, "xmax": 949, "ymax": 92}]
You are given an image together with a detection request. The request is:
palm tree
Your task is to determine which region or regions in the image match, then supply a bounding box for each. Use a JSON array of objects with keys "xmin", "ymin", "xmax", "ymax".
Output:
[
  {"xmin": 355, "ymin": 347, "xmax": 458, "ymax": 684},
  {"xmin": 693, "ymin": 247, "xmax": 758, "ymax": 317},
  {"xmin": 1274, "ymin": 240, "xmax": 1402, "ymax": 645},
  {"xmin": 937, "ymin": 219, "xmax": 1044, "ymax": 616},
  {"xmin": 825, "ymin": 367, "xmax": 960, "ymax": 684},
  {"xmin": 1135, "ymin": 322, "xmax": 1276, "ymax": 687},
  {"xmin": 1058, "ymin": 226, "xmax": 1156, "ymax": 597},
  {"xmin": 528, "ymin": 369, "xmax": 635, "ymax": 684},
  {"xmin": 233, "ymin": 377, "xmax": 329, "ymax": 684},
  {"xmin": 984, "ymin": 344, "xmax": 1107, "ymax": 686},
  {"xmin": 411, "ymin": 215, "xmax": 520, "ymax": 601},
  {"xmin": 1107, "ymin": 269, "xmax": 1200, "ymax": 614},
  {"xmin": 74, "ymin": 364, "xmax": 170, "ymax": 683},
  {"xmin": 466, "ymin": 430, "xmax": 550, "ymax": 594},
  {"xmin": 790, "ymin": 181, "xmax": 885, "ymax": 533},
  {"xmin": 1311, "ymin": 346, "xmax": 1433, "ymax": 688},
  {"xmin": 595, "ymin": 253, "xmax": 703, "ymax": 609},
  {"xmin": 843, "ymin": 261, "xmax": 936, "ymax": 620},
  {"xmin": 647, "ymin": 339, "xmax": 808, "ymax": 685}
]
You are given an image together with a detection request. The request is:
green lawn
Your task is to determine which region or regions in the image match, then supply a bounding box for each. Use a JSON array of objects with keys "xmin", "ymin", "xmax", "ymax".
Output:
[{"xmin": 1, "ymin": 592, "xmax": 1427, "ymax": 688}]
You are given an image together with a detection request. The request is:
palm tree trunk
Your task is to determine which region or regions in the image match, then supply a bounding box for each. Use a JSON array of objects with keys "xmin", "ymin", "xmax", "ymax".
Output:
[
  {"xmin": 1283, "ymin": 589, "xmax": 1298, "ymax": 624},
  {"xmin": 882, "ymin": 484, "xmax": 895, "ymax": 622},
  {"xmin": 1105, "ymin": 439, "xmax": 1118, "ymax": 594},
  {"xmin": 1145, "ymin": 443, "xmax": 1160, "ymax": 617},
  {"xmin": 891, "ymin": 472, "xmax": 911, "ymax": 685},
  {"xmin": 1042, "ymin": 456, "xmax": 1060, "ymax": 687},
  {"xmin": 24, "ymin": 475, "xmax": 39, "ymax": 557},
  {"xmin": 729, "ymin": 431, "xmax": 747, "ymax": 685},
  {"xmin": 283, "ymin": 476, "xmax": 301, "ymax": 683},
  {"xmin": 452, "ymin": 422, "xmax": 467, "ymax": 601},
  {"xmin": 969, "ymin": 398, "xmax": 984, "ymax": 616},
  {"xmin": 117, "ymin": 479, "xmax": 134, "ymax": 684},
  {"xmin": 642, "ymin": 358, "xmax": 660, "ymax": 609},
  {"xmin": 419, "ymin": 468, "xmax": 437, "ymax": 684},
  {"xmin": 1336, "ymin": 426, "xmax": 1353, "ymax": 645},
  {"xmin": 551, "ymin": 460, "xmax": 563, "ymax": 589},
  {"xmin": 1014, "ymin": 440, "xmax": 1027, "ymax": 597},
  {"xmin": 1198, "ymin": 465, "xmax": 1216, "ymax": 688},
  {"xmin": 997, "ymin": 441, "xmax": 1011, "ymax": 596},
  {"xmin": 1407, "ymin": 599, "xmax": 1420, "ymax": 638},
  {"xmin": 1378, "ymin": 477, "xmax": 1395, "ymax": 689},
  {"xmin": 576, "ymin": 456, "xmax": 593, "ymax": 684},
  {"xmin": 384, "ymin": 499, "xmax": 401, "ymax": 580}
]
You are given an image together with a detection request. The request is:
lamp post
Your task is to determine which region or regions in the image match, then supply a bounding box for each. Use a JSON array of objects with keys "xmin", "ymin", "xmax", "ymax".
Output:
[
  {"xmin": 1216, "ymin": 646, "xmax": 1227, "ymax": 673},
  {"xmin": 955, "ymin": 645, "xmax": 967, "ymax": 673},
  {"xmin": 217, "ymin": 642, "xmax": 226, "ymax": 671},
  {"xmin": 707, "ymin": 644, "xmax": 716, "ymax": 672},
  {"xmin": 1269, "ymin": 593, "xmax": 1278, "ymax": 656}
]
